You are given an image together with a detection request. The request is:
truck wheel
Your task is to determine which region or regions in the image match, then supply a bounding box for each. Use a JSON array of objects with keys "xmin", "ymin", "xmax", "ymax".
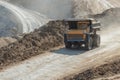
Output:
[
  {"xmin": 65, "ymin": 42, "xmax": 72, "ymax": 48},
  {"xmin": 93, "ymin": 34, "xmax": 100, "ymax": 47},
  {"xmin": 85, "ymin": 37, "xmax": 93, "ymax": 50}
]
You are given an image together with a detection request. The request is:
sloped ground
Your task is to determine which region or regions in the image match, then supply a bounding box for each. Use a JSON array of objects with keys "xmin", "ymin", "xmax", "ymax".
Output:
[
  {"xmin": 0, "ymin": 28, "xmax": 120, "ymax": 80},
  {"xmin": 61, "ymin": 8, "xmax": 120, "ymax": 80},
  {"xmin": 62, "ymin": 55, "xmax": 120, "ymax": 80},
  {"xmin": 0, "ymin": 1, "xmax": 48, "ymax": 37},
  {"xmin": 73, "ymin": 0, "xmax": 120, "ymax": 18},
  {"xmin": 0, "ymin": 8, "xmax": 120, "ymax": 80},
  {"xmin": 0, "ymin": 21, "xmax": 68, "ymax": 69},
  {"xmin": 7, "ymin": 0, "xmax": 73, "ymax": 19},
  {"xmin": 8, "ymin": 0, "xmax": 120, "ymax": 19},
  {"xmin": 95, "ymin": 74, "xmax": 120, "ymax": 80},
  {"xmin": 0, "ymin": 0, "xmax": 120, "ymax": 80}
]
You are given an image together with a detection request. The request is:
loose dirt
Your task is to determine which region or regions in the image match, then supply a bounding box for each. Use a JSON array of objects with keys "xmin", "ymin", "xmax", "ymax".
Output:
[
  {"xmin": 62, "ymin": 55, "xmax": 120, "ymax": 80},
  {"xmin": 0, "ymin": 21, "xmax": 68, "ymax": 70},
  {"xmin": 0, "ymin": 37, "xmax": 16, "ymax": 48},
  {"xmin": 73, "ymin": 0, "xmax": 120, "ymax": 18}
]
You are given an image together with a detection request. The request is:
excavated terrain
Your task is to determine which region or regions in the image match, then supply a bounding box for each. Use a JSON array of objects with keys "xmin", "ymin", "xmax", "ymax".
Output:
[
  {"xmin": 60, "ymin": 8, "xmax": 120, "ymax": 80},
  {"xmin": 0, "ymin": 21, "xmax": 68, "ymax": 69},
  {"xmin": 73, "ymin": 0, "xmax": 120, "ymax": 18},
  {"xmin": 0, "ymin": 0, "xmax": 120, "ymax": 80},
  {"xmin": 0, "ymin": 7, "xmax": 120, "ymax": 80},
  {"xmin": 62, "ymin": 56, "xmax": 120, "ymax": 80}
]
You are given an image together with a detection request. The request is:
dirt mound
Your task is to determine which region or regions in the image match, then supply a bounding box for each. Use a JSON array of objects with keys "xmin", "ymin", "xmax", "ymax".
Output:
[
  {"xmin": 62, "ymin": 56, "xmax": 120, "ymax": 80},
  {"xmin": 88, "ymin": 8, "xmax": 120, "ymax": 33},
  {"xmin": 0, "ymin": 21, "xmax": 68, "ymax": 69},
  {"xmin": 73, "ymin": 0, "xmax": 120, "ymax": 18}
]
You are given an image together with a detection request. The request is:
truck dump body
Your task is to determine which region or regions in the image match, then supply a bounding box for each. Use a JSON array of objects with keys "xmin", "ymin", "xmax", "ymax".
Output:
[{"xmin": 64, "ymin": 18, "xmax": 101, "ymax": 50}]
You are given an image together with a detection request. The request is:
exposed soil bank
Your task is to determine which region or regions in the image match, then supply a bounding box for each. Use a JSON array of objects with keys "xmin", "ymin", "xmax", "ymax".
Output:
[
  {"xmin": 0, "ymin": 21, "xmax": 67, "ymax": 70},
  {"xmin": 8, "ymin": 0, "xmax": 120, "ymax": 19},
  {"xmin": 73, "ymin": 0, "xmax": 120, "ymax": 18},
  {"xmin": 62, "ymin": 56, "xmax": 120, "ymax": 80}
]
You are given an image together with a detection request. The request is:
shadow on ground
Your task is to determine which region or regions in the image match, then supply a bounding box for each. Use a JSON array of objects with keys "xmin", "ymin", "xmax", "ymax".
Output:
[{"xmin": 52, "ymin": 48, "xmax": 87, "ymax": 55}]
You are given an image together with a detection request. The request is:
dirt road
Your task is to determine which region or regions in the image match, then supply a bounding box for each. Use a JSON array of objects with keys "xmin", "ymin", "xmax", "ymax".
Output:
[{"xmin": 0, "ymin": 25, "xmax": 120, "ymax": 80}]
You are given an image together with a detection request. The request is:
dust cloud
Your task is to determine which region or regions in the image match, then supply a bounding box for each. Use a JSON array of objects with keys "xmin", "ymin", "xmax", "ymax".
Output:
[{"xmin": 7, "ymin": 0, "xmax": 73, "ymax": 19}]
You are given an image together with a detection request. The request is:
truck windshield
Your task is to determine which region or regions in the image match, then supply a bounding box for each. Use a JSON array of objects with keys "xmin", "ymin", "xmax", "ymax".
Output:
[
  {"xmin": 68, "ymin": 21, "xmax": 90, "ymax": 30},
  {"xmin": 77, "ymin": 23, "xmax": 88, "ymax": 30},
  {"xmin": 68, "ymin": 21, "xmax": 77, "ymax": 29}
]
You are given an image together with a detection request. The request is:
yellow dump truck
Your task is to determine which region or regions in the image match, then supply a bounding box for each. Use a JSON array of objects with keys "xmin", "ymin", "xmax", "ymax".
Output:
[{"xmin": 64, "ymin": 18, "xmax": 101, "ymax": 50}]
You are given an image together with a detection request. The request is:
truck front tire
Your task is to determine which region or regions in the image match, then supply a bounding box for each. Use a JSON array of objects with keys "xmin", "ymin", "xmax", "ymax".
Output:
[{"xmin": 85, "ymin": 37, "xmax": 93, "ymax": 50}]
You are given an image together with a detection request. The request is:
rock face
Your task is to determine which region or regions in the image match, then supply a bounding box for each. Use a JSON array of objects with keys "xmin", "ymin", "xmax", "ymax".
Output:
[
  {"xmin": 73, "ymin": 0, "xmax": 120, "ymax": 18},
  {"xmin": 7, "ymin": 0, "xmax": 120, "ymax": 19},
  {"xmin": 0, "ymin": 5, "xmax": 20, "ymax": 37},
  {"xmin": 1, "ymin": 0, "xmax": 120, "ymax": 37},
  {"xmin": 0, "ymin": 1, "xmax": 48, "ymax": 37}
]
